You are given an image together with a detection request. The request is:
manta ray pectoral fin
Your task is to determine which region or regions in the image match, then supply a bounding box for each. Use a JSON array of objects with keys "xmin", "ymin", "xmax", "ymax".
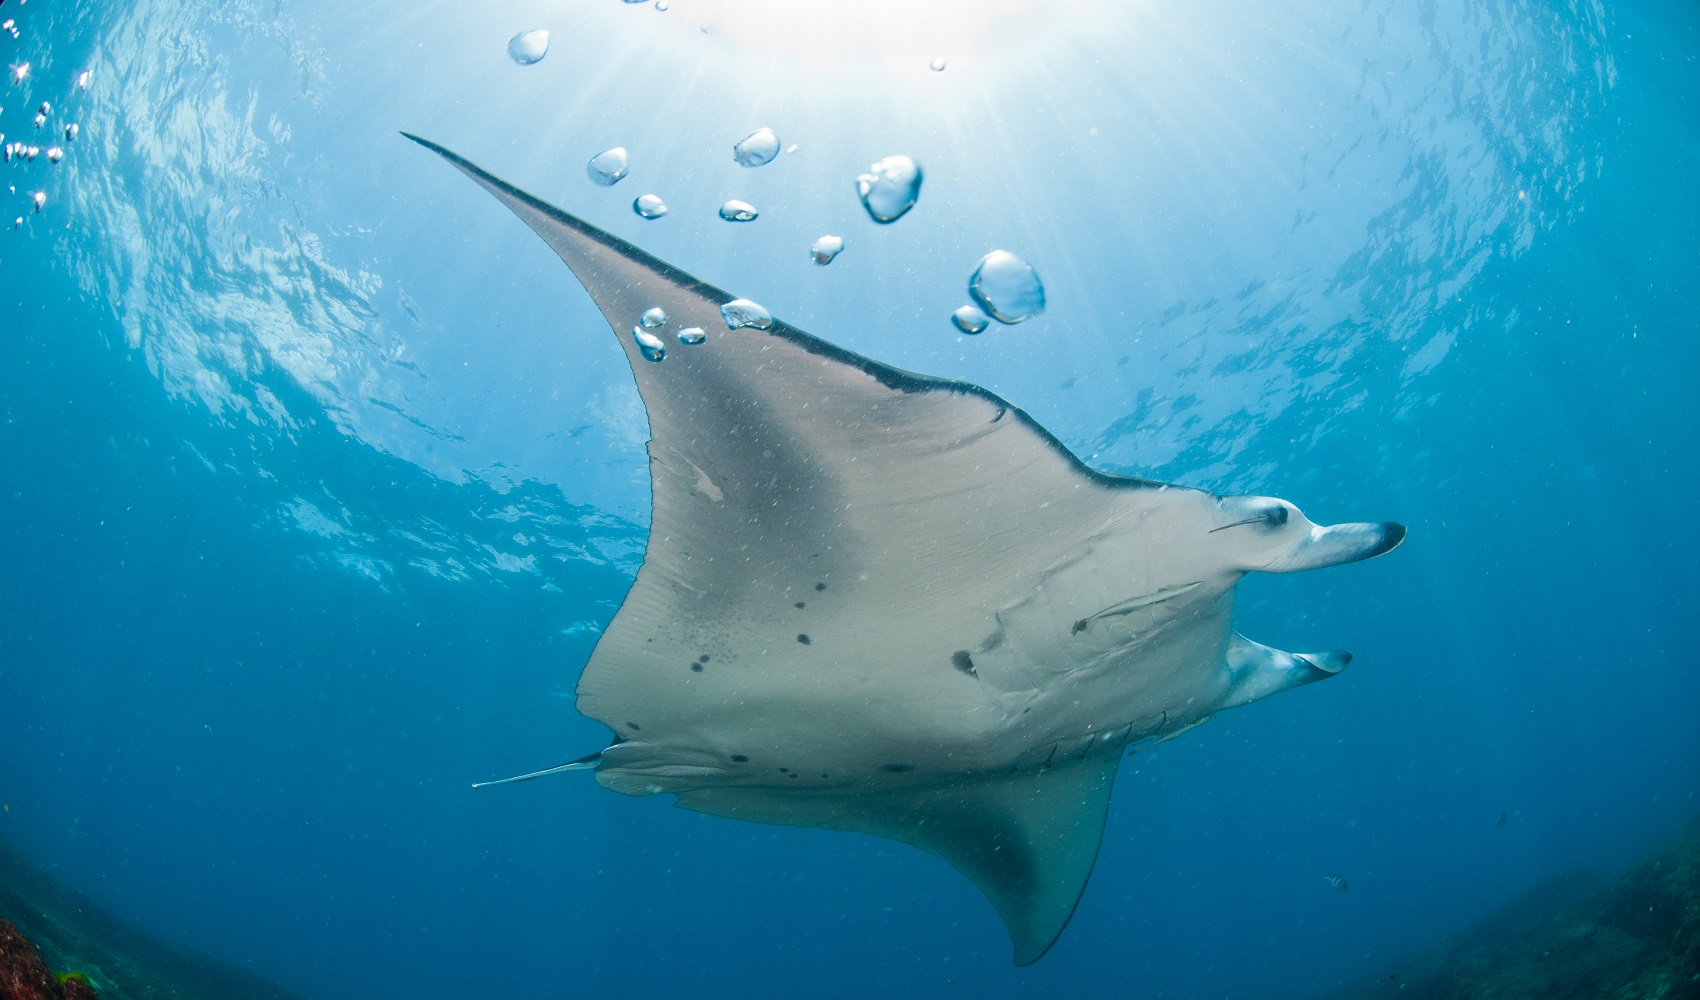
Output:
[
  {"xmin": 1220, "ymin": 633, "xmax": 1352, "ymax": 709},
  {"xmin": 674, "ymin": 757, "xmax": 1122, "ymax": 966},
  {"xmin": 471, "ymin": 751, "xmax": 603, "ymax": 789}
]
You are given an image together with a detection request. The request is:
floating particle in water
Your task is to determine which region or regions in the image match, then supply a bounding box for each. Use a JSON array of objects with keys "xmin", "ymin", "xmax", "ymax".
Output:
[
  {"xmin": 632, "ymin": 327, "xmax": 667, "ymax": 362},
  {"xmin": 11, "ymin": 62, "xmax": 30, "ymax": 85},
  {"xmin": 810, "ymin": 235, "xmax": 844, "ymax": 266},
  {"xmin": 786, "ymin": 143, "xmax": 799, "ymax": 154},
  {"xmin": 507, "ymin": 29, "xmax": 550, "ymax": 65},
  {"xmin": 655, "ymin": 0, "xmax": 669, "ymax": 9},
  {"xmin": 586, "ymin": 147, "xmax": 629, "ymax": 186},
  {"xmin": 720, "ymin": 298, "xmax": 773, "ymax": 330},
  {"xmin": 11, "ymin": 217, "xmax": 20, "ymax": 230},
  {"xmin": 951, "ymin": 305, "xmax": 990, "ymax": 335},
  {"xmin": 63, "ymin": 123, "xmax": 78, "ymax": 141},
  {"xmin": 640, "ymin": 307, "xmax": 667, "ymax": 329},
  {"xmin": 968, "ymin": 251, "xmax": 1046, "ymax": 324},
  {"xmin": 676, "ymin": 327, "xmax": 705, "ymax": 345},
  {"xmin": 718, "ymin": 199, "xmax": 758, "ymax": 222},
  {"xmin": 76, "ymin": 70, "xmax": 92, "ymax": 90},
  {"xmin": 732, "ymin": 127, "xmax": 780, "ymax": 167},
  {"xmin": 45, "ymin": 146, "xmax": 61, "ymax": 163},
  {"xmin": 31, "ymin": 191, "xmax": 45, "ymax": 212},
  {"xmin": 855, "ymin": 155, "xmax": 922, "ymax": 223},
  {"xmin": 929, "ymin": 56, "xmax": 947, "ymax": 71},
  {"xmin": 632, "ymin": 193, "xmax": 667, "ymax": 219}
]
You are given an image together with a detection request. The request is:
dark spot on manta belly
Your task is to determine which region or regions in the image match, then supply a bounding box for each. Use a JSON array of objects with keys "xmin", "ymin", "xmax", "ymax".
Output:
[
  {"xmin": 815, "ymin": 582, "xmax": 827, "ymax": 591},
  {"xmin": 690, "ymin": 663, "xmax": 703, "ymax": 672},
  {"xmin": 794, "ymin": 601, "xmax": 805, "ymax": 609},
  {"xmin": 626, "ymin": 722, "xmax": 641, "ymax": 731},
  {"xmin": 881, "ymin": 764, "xmax": 915, "ymax": 773},
  {"xmin": 951, "ymin": 650, "xmax": 977, "ymax": 676},
  {"xmin": 698, "ymin": 654, "xmax": 710, "ymax": 662},
  {"xmin": 1072, "ymin": 618, "xmax": 1089, "ymax": 635},
  {"xmin": 730, "ymin": 754, "xmax": 749, "ymax": 763},
  {"xmin": 797, "ymin": 634, "xmax": 811, "ymax": 645}
]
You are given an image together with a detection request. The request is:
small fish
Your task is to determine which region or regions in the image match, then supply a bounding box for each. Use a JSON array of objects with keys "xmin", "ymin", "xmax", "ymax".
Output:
[
  {"xmin": 1497, "ymin": 811, "xmax": 1510, "ymax": 829},
  {"xmin": 1324, "ymin": 873, "xmax": 1349, "ymax": 891}
]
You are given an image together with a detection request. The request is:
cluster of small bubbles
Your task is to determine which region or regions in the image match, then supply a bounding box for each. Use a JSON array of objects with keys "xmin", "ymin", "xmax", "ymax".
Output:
[
  {"xmin": 2, "ymin": 19, "xmax": 16, "ymax": 39},
  {"xmin": 632, "ymin": 327, "xmax": 667, "ymax": 362},
  {"xmin": 718, "ymin": 199, "xmax": 758, "ymax": 222},
  {"xmin": 586, "ymin": 147, "xmax": 629, "ymax": 186},
  {"xmin": 929, "ymin": 56, "xmax": 947, "ymax": 71},
  {"xmin": 810, "ymin": 235, "xmax": 843, "ymax": 266},
  {"xmin": 640, "ymin": 307, "xmax": 668, "ymax": 328},
  {"xmin": 951, "ymin": 305, "xmax": 990, "ymax": 335},
  {"xmin": 676, "ymin": 327, "xmax": 706, "ymax": 345},
  {"xmin": 732, "ymin": 127, "xmax": 780, "ymax": 167},
  {"xmin": 632, "ymin": 193, "xmax": 667, "ymax": 219},
  {"xmin": 720, "ymin": 298, "xmax": 773, "ymax": 330},
  {"xmin": 507, "ymin": 29, "xmax": 550, "ymax": 65},
  {"xmin": 855, "ymin": 155, "xmax": 922, "ymax": 223},
  {"xmin": 968, "ymin": 250, "xmax": 1046, "ymax": 324}
]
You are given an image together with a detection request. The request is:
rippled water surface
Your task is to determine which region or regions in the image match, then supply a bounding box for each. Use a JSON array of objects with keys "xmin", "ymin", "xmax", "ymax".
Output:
[{"xmin": 1, "ymin": 1, "xmax": 1696, "ymax": 998}]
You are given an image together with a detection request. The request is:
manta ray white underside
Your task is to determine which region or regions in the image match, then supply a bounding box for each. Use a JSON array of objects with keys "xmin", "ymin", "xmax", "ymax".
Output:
[{"xmin": 408, "ymin": 133, "xmax": 1406, "ymax": 965}]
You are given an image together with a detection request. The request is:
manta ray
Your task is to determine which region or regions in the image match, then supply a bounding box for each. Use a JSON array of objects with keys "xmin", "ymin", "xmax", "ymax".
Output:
[{"xmin": 407, "ymin": 134, "xmax": 1405, "ymax": 965}]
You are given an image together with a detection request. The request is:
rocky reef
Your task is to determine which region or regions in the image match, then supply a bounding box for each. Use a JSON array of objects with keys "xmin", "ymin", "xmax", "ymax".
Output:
[
  {"xmin": 1, "ymin": 918, "xmax": 99, "ymax": 999},
  {"xmin": 1334, "ymin": 825, "xmax": 1700, "ymax": 1000},
  {"xmin": 0, "ymin": 839, "xmax": 302, "ymax": 1000}
]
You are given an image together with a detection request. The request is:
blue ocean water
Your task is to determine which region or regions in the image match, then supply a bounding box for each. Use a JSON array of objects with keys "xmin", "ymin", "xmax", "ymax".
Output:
[{"xmin": 1, "ymin": 0, "xmax": 1696, "ymax": 997}]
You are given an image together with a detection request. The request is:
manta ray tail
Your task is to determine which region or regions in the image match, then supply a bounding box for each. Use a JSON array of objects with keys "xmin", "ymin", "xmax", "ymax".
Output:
[{"xmin": 472, "ymin": 751, "xmax": 603, "ymax": 789}]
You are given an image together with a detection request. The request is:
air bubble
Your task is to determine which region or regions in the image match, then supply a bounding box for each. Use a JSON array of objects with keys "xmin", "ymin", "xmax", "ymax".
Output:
[
  {"xmin": 587, "ymin": 147, "xmax": 630, "ymax": 186},
  {"xmin": 45, "ymin": 146, "xmax": 62, "ymax": 163},
  {"xmin": 929, "ymin": 57, "xmax": 947, "ymax": 71},
  {"xmin": 968, "ymin": 251, "xmax": 1046, "ymax": 324},
  {"xmin": 855, "ymin": 155, "xmax": 922, "ymax": 224},
  {"xmin": 31, "ymin": 191, "xmax": 45, "ymax": 213},
  {"xmin": 64, "ymin": 123, "xmax": 78, "ymax": 141},
  {"xmin": 732, "ymin": 128, "xmax": 780, "ymax": 167},
  {"xmin": 718, "ymin": 199, "xmax": 758, "ymax": 222},
  {"xmin": 632, "ymin": 327, "xmax": 667, "ymax": 362},
  {"xmin": 951, "ymin": 305, "xmax": 990, "ymax": 335},
  {"xmin": 11, "ymin": 63, "xmax": 29, "ymax": 85},
  {"xmin": 633, "ymin": 194, "xmax": 668, "ymax": 219},
  {"xmin": 677, "ymin": 327, "xmax": 706, "ymax": 345},
  {"xmin": 655, "ymin": 0, "xmax": 670, "ymax": 8},
  {"xmin": 640, "ymin": 307, "xmax": 667, "ymax": 329},
  {"xmin": 720, "ymin": 299, "xmax": 773, "ymax": 330},
  {"xmin": 76, "ymin": 70, "xmax": 92, "ymax": 90},
  {"xmin": 507, "ymin": 29, "xmax": 550, "ymax": 65},
  {"xmin": 810, "ymin": 235, "xmax": 844, "ymax": 266}
]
